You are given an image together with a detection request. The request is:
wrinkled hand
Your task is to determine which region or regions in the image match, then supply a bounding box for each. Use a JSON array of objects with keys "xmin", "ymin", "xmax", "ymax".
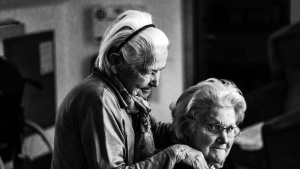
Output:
[
  {"xmin": 171, "ymin": 144, "xmax": 210, "ymax": 169},
  {"xmin": 234, "ymin": 122, "xmax": 264, "ymax": 151}
]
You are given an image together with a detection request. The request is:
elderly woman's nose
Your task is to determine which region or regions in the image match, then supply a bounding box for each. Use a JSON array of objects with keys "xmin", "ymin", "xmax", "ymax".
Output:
[
  {"xmin": 217, "ymin": 130, "xmax": 229, "ymax": 143},
  {"xmin": 150, "ymin": 72, "xmax": 160, "ymax": 87},
  {"xmin": 150, "ymin": 77, "xmax": 159, "ymax": 87}
]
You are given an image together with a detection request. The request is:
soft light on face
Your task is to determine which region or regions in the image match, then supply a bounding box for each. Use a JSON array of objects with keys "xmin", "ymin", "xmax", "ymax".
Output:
[
  {"xmin": 118, "ymin": 46, "xmax": 168, "ymax": 99},
  {"xmin": 190, "ymin": 107, "xmax": 236, "ymax": 168}
]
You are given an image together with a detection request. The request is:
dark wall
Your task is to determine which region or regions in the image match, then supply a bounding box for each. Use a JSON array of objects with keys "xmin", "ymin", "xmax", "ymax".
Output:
[{"xmin": 192, "ymin": 0, "xmax": 290, "ymax": 93}]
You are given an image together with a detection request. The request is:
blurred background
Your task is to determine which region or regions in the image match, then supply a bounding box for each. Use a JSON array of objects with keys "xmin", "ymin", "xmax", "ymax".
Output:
[{"xmin": 0, "ymin": 0, "xmax": 299, "ymax": 168}]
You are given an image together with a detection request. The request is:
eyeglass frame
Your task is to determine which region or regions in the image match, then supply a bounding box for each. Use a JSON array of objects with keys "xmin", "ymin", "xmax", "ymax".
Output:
[{"xmin": 203, "ymin": 123, "xmax": 241, "ymax": 138}]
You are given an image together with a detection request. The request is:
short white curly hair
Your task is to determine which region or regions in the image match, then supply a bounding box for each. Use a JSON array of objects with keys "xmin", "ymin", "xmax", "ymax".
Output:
[{"xmin": 171, "ymin": 78, "xmax": 247, "ymax": 141}]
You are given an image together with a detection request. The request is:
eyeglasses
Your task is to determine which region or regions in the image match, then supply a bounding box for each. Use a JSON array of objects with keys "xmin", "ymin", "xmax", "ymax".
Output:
[
  {"xmin": 203, "ymin": 123, "xmax": 241, "ymax": 138},
  {"xmin": 118, "ymin": 53, "xmax": 163, "ymax": 79},
  {"xmin": 142, "ymin": 70, "xmax": 160, "ymax": 79},
  {"xmin": 128, "ymin": 64, "xmax": 161, "ymax": 79}
]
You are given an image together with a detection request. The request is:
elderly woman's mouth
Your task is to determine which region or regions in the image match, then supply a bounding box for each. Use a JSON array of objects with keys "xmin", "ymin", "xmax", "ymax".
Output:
[
  {"xmin": 141, "ymin": 88, "xmax": 151, "ymax": 92},
  {"xmin": 211, "ymin": 147, "xmax": 227, "ymax": 151}
]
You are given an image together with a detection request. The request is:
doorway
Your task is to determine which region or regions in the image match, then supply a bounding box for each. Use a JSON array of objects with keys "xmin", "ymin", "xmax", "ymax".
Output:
[{"xmin": 183, "ymin": 0, "xmax": 290, "ymax": 93}]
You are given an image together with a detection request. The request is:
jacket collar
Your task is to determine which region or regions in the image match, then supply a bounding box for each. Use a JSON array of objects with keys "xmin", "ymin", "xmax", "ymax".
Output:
[{"xmin": 92, "ymin": 67, "xmax": 128, "ymax": 109}]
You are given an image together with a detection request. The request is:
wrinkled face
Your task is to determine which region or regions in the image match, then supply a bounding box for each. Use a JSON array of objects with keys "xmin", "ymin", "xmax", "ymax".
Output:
[
  {"xmin": 190, "ymin": 108, "xmax": 236, "ymax": 168},
  {"xmin": 117, "ymin": 46, "xmax": 168, "ymax": 99}
]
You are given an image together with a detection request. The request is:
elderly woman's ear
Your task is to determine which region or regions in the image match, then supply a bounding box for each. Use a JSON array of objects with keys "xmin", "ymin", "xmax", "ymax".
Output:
[{"xmin": 110, "ymin": 53, "xmax": 122, "ymax": 74}]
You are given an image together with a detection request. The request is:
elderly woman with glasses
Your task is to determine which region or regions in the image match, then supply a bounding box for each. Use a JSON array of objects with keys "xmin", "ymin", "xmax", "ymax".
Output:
[{"xmin": 171, "ymin": 78, "xmax": 246, "ymax": 169}]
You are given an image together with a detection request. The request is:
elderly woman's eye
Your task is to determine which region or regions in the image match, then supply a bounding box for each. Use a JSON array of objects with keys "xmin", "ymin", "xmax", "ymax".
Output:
[
  {"xmin": 209, "ymin": 124, "xmax": 220, "ymax": 131},
  {"xmin": 227, "ymin": 126, "xmax": 234, "ymax": 131}
]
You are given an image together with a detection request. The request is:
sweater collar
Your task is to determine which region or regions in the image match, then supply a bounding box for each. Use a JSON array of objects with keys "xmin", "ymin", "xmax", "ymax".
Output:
[{"xmin": 92, "ymin": 67, "xmax": 128, "ymax": 109}]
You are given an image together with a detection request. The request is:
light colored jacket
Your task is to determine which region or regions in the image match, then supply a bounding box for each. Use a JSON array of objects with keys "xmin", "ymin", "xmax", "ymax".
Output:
[{"xmin": 51, "ymin": 69, "xmax": 177, "ymax": 169}]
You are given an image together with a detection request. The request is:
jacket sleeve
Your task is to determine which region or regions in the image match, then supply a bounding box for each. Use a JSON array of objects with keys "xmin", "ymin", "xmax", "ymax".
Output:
[{"xmin": 79, "ymin": 101, "xmax": 178, "ymax": 169}]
